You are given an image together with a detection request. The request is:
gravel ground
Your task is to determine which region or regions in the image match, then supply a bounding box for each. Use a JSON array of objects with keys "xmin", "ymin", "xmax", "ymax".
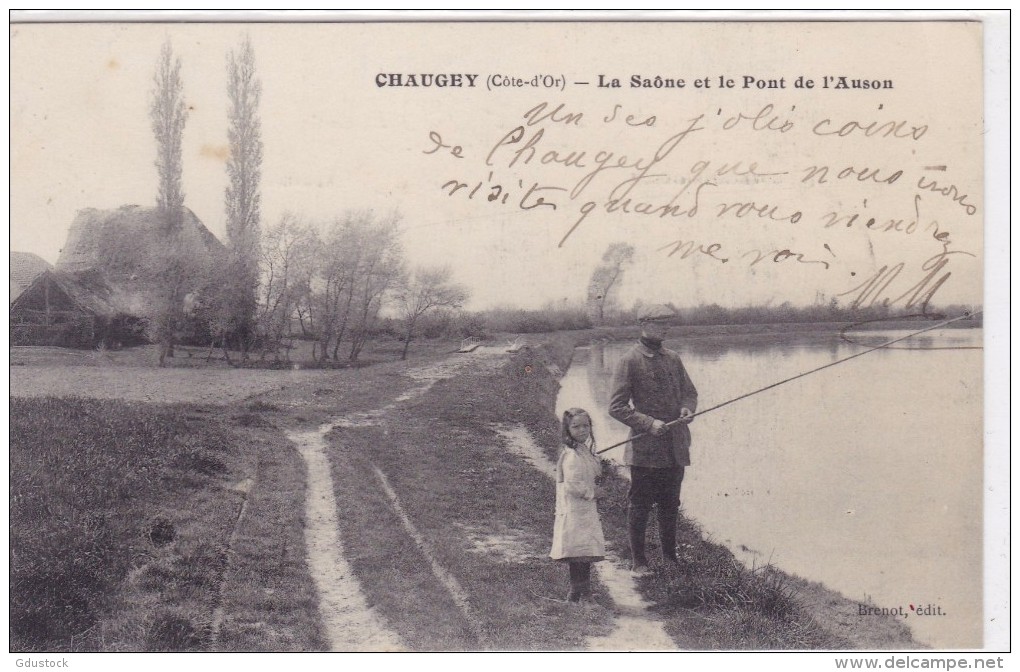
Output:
[
  {"xmin": 9, "ymin": 361, "xmax": 329, "ymax": 405},
  {"xmin": 7, "ymin": 343, "xmax": 472, "ymax": 406}
]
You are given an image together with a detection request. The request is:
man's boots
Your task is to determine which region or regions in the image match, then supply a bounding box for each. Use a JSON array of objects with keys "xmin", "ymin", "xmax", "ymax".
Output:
[
  {"xmin": 628, "ymin": 506, "xmax": 651, "ymax": 573},
  {"xmin": 660, "ymin": 505, "xmax": 679, "ymax": 563}
]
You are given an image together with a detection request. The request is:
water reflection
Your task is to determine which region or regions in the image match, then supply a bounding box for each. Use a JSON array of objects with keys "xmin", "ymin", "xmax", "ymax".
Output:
[
  {"xmin": 557, "ymin": 330, "xmax": 983, "ymax": 649},
  {"xmin": 842, "ymin": 329, "xmax": 983, "ymax": 350}
]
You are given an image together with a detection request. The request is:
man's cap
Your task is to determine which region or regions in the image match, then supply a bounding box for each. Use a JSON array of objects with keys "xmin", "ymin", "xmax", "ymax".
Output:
[{"xmin": 637, "ymin": 304, "xmax": 677, "ymax": 323}]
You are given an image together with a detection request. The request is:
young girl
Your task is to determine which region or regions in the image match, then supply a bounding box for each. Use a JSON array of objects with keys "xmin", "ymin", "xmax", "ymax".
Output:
[{"xmin": 549, "ymin": 407, "xmax": 607, "ymax": 602}]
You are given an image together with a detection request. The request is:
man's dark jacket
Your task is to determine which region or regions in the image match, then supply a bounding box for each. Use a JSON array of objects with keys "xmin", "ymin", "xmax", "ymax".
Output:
[{"xmin": 608, "ymin": 341, "xmax": 699, "ymax": 467}]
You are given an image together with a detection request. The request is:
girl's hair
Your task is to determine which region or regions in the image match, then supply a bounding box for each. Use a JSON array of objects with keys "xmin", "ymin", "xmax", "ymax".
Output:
[{"xmin": 561, "ymin": 407, "xmax": 597, "ymax": 454}]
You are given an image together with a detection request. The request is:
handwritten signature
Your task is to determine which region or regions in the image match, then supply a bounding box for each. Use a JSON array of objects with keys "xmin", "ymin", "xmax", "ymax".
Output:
[{"xmin": 836, "ymin": 246, "xmax": 976, "ymax": 311}]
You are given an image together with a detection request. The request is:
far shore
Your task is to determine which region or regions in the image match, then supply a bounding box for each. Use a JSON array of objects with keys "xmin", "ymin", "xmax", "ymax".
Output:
[{"xmin": 593, "ymin": 316, "xmax": 980, "ymax": 338}]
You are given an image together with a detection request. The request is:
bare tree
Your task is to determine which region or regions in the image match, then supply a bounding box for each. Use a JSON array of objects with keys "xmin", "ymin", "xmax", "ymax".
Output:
[
  {"xmin": 587, "ymin": 242, "xmax": 635, "ymax": 325},
  {"xmin": 150, "ymin": 39, "xmax": 190, "ymax": 365},
  {"xmin": 347, "ymin": 213, "xmax": 404, "ymax": 363},
  {"xmin": 312, "ymin": 212, "xmax": 367, "ymax": 363},
  {"xmin": 396, "ymin": 266, "xmax": 469, "ymax": 360},
  {"xmin": 255, "ymin": 213, "xmax": 317, "ymax": 361},
  {"xmin": 302, "ymin": 212, "xmax": 405, "ymax": 364},
  {"xmin": 221, "ymin": 35, "xmax": 263, "ymax": 358}
]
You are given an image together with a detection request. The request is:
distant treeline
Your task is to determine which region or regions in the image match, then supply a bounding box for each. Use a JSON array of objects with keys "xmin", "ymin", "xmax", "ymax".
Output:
[
  {"xmin": 650, "ymin": 301, "xmax": 981, "ymax": 328},
  {"xmin": 365, "ymin": 301, "xmax": 981, "ymax": 340}
]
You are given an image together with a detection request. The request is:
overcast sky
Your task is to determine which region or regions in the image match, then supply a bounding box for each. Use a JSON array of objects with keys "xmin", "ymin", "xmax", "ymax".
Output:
[{"xmin": 10, "ymin": 20, "xmax": 989, "ymax": 310}]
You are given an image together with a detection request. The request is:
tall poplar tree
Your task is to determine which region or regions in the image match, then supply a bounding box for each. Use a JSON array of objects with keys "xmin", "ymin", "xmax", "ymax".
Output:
[
  {"xmin": 223, "ymin": 35, "xmax": 263, "ymax": 356},
  {"xmin": 150, "ymin": 39, "xmax": 189, "ymax": 365},
  {"xmin": 152, "ymin": 40, "xmax": 188, "ymax": 233}
]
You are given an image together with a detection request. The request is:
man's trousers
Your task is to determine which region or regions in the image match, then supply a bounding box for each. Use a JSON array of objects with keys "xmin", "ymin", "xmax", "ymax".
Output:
[{"xmin": 627, "ymin": 465, "xmax": 685, "ymax": 565}]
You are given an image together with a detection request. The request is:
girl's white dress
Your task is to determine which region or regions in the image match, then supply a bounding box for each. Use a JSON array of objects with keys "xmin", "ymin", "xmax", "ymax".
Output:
[{"xmin": 549, "ymin": 445, "xmax": 606, "ymax": 561}]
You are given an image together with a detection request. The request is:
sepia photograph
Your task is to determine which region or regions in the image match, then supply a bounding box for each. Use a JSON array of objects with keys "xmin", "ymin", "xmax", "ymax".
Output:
[{"xmin": 7, "ymin": 11, "xmax": 1008, "ymax": 662}]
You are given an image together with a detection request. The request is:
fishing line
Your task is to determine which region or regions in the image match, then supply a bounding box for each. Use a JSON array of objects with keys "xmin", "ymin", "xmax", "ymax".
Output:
[{"xmin": 595, "ymin": 310, "xmax": 981, "ymax": 455}]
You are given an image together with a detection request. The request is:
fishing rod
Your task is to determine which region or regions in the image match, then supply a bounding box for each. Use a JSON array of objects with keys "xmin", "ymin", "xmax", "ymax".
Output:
[{"xmin": 595, "ymin": 311, "xmax": 980, "ymax": 455}]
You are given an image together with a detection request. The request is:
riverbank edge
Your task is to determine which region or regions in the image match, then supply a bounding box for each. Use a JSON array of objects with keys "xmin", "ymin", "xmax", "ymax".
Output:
[
  {"xmin": 516, "ymin": 331, "xmax": 923, "ymax": 650},
  {"xmin": 541, "ymin": 318, "xmax": 979, "ymax": 347}
]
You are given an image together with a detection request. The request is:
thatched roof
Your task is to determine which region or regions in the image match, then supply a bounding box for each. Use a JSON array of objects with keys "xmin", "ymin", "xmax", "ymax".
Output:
[
  {"xmin": 56, "ymin": 204, "xmax": 225, "ymax": 275},
  {"xmin": 10, "ymin": 251, "xmax": 53, "ymax": 302}
]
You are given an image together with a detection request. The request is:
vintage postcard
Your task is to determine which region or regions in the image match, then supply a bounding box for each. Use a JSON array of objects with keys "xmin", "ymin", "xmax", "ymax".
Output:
[{"xmin": 8, "ymin": 13, "xmax": 1006, "ymax": 660}]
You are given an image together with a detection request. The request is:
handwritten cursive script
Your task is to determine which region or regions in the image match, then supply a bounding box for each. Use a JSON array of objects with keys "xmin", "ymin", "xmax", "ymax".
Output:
[{"xmin": 419, "ymin": 97, "xmax": 980, "ymax": 310}]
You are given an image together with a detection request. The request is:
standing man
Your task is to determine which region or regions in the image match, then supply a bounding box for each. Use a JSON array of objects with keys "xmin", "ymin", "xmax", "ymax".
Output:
[{"xmin": 609, "ymin": 304, "xmax": 698, "ymax": 574}]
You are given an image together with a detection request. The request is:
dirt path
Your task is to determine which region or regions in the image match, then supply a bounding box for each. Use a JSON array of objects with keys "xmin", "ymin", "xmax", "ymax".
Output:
[
  {"xmin": 497, "ymin": 425, "xmax": 678, "ymax": 651},
  {"xmin": 288, "ymin": 348, "xmax": 507, "ymax": 651},
  {"xmin": 288, "ymin": 424, "xmax": 405, "ymax": 651}
]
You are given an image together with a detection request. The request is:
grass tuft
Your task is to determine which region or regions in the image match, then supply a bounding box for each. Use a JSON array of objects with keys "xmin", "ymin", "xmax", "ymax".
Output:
[
  {"xmin": 148, "ymin": 517, "xmax": 176, "ymax": 547},
  {"xmin": 144, "ymin": 611, "xmax": 210, "ymax": 651}
]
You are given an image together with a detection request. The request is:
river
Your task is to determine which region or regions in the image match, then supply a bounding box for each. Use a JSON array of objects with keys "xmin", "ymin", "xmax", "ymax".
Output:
[{"xmin": 555, "ymin": 328, "xmax": 983, "ymax": 649}]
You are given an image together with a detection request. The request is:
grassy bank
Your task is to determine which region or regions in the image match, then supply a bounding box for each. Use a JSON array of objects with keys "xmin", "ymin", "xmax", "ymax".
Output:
[{"xmin": 9, "ymin": 397, "xmax": 323, "ymax": 652}]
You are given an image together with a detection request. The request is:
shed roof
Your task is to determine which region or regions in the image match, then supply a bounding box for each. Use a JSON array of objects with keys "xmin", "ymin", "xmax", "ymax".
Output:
[
  {"xmin": 11, "ymin": 269, "xmax": 132, "ymax": 318},
  {"xmin": 10, "ymin": 251, "xmax": 53, "ymax": 302}
]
